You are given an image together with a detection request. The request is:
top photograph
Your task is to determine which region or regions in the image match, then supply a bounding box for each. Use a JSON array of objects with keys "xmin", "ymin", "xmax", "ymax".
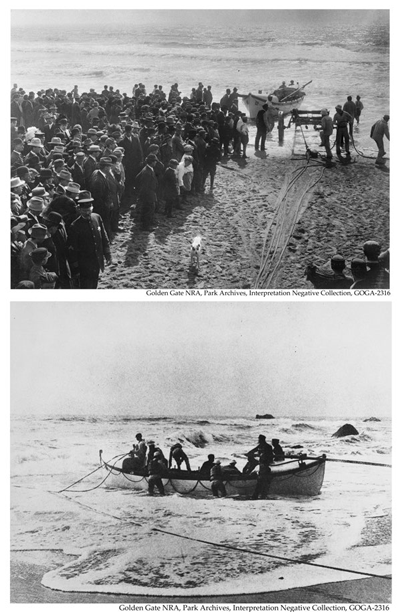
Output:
[{"xmin": 10, "ymin": 9, "xmax": 390, "ymax": 290}]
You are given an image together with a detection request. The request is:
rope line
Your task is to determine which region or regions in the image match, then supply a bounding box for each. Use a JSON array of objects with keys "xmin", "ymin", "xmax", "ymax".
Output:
[{"xmin": 152, "ymin": 528, "xmax": 391, "ymax": 581}]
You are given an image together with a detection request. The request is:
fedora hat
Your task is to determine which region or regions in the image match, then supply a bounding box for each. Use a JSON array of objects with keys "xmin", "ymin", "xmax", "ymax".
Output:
[
  {"xmin": 42, "ymin": 211, "xmax": 63, "ymax": 228},
  {"xmin": 28, "ymin": 223, "xmax": 50, "ymax": 239},
  {"xmin": 29, "ymin": 186, "xmax": 49, "ymax": 198},
  {"xmin": 77, "ymin": 190, "xmax": 94, "ymax": 205},
  {"xmin": 88, "ymin": 144, "xmax": 101, "ymax": 152},
  {"xmin": 66, "ymin": 182, "xmax": 81, "ymax": 194},
  {"xmin": 57, "ymin": 169, "xmax": 72, "ymax": 181},
  {"xmin": 50, "ymin": 137, "xmax": 63, "ymax": 145},
  {"xmin": 27, "ymin": 197, "xmax": 45, "ymax": 213},
  {"xmin": 30, "ymin": 247, "xmax": 52, "ymax": 264},
  {"xmin": 29, "ymin": 137, "xmax": 42, "ymax": 147},
  {"xmin": 11, "ymin": 177, "xmax": 26, "ymax": 189}
]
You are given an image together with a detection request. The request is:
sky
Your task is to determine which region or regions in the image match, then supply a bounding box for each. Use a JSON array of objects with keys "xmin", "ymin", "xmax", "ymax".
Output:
[
  {"xmin": 10, "ymin": 8, "xmax": 389, "ymax": 29},
  {"xmin": 10, "ymin": 301, "xmax": 391, "ymax": 419}
]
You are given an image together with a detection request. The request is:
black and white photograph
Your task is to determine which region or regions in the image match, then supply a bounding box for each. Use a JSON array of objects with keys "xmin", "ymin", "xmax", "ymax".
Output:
[
  {"xmin": 10, "ymin": 301, "xmax": 391, "ymax": 604},
  {"xmin": 10, "ymin": 8, "xmax": 390, "ymax": 290}
]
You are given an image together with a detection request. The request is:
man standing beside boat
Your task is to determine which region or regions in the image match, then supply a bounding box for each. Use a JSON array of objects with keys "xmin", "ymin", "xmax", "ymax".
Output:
[{"xmin": 255, "ymin": 103, "xmax": 269, "ymax": 152}]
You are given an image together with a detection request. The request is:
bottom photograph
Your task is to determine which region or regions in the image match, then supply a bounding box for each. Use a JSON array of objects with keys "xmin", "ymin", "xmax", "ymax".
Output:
[{"xmin": 10, "ymin": 301, "xmax": 391, "ymax": 605}]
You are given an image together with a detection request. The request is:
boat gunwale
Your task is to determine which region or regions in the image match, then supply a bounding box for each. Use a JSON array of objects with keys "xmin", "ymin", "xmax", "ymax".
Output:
[{"xmin": 102, "ymin": 455, "xmax": 326, "ymax": 483}]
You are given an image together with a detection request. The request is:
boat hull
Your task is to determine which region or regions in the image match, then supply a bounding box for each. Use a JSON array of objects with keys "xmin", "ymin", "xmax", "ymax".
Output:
[
  {"xmin": 241, "ymin": 93, "xmax": 305, "ymax": 119},
  {"xmin": 101, "ymin": 456, "xmax": 326, "ymax": 498}
]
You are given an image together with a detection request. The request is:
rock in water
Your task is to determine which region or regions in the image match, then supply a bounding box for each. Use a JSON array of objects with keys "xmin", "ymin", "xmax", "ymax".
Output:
[
  {"xmin": 363, "ymin": 417, "xmax": 381, "ymax": 422},
  {"xmin": 255, "ymin": 413, "xmax": 275, "ymax": 419},
  {"xmin": 332, "ymin": 423, "xmax": 359, "ymax": 437}
]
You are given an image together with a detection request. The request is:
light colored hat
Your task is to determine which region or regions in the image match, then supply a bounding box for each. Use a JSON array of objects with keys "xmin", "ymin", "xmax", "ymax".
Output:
[
  {"xmin": 53, "ymin": 145, "xmax": 65, "ymax": 154},
  {"xmin": 320, "ymin": 108, "xmax": 329, "ymax": 116},
  {"xmin": 11, "ymin": 177, "xmax": 25, "ymax": 189},
  {"xmin": 29, "ymin": 186, "xmax": 49, "ymax": 198},
  {"xmin": 50, "ymin": 137, "xmax": 63, "ymax": 145},
  {"xmin": 66, "ymin": 182, "xmax": 81, "ymax": 194},
  {"xmin": 88, "ymin": 144, "xmax": 101, "ymax": 152},
  {"xmin": 27, "ymin": 197, "xmax": 45, "ymax": 212},
  {"xmin": 57, "ymin": 169, "xmax": 72, "ymax": 181},
  {"xmin": 29, "ymin": 137, "xmax": 42, "ymax": 147}
]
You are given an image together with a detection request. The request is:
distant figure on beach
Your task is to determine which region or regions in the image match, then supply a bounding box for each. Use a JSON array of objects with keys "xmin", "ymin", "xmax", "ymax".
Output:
[
  {"xmin": 355, "ymin": 95, "xmax": 364, "ymax": 124},
  {"xmin": 210, "ymin": 460, "xmax": 227, "ymax": 497},
  {"xmin": 370, "ymin": 115, "xmax": 390, "ymax": 166},
  {"xmin": 169, "ymin": 443, "xmax": 191, "ymax": 471}
]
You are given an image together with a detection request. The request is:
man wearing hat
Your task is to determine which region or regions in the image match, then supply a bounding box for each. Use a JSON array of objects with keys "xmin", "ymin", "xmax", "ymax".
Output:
[
  {"xmin": 43, "ymin": 114, "xmax": 57, "ymax": 146},
  {"xmin": 119, "ymin": 123, "xmax": 144, "ymax": 200},
  {"xmin": 11, "ymin": 137, "xmax": 25, "ymax": 171},
  {"xmin": 319, "ymin": 109, "xmax": 333, "ymax": 160},
  {"xmin": 210, "ymin": 460, "xmax": 227, "ymax": 497},
  {"xmin": 42, "ymin": 211, "xmax": 71, "ymax": 289},
  {"xmin": 11, "ymin": 176, "xmax": 27, "ymax": 213},
  {"xmin": 55, "ymin": 168, "xmax": 73, "ymax": 196},
  {"xmin": 89, "ymin": 157, "xmax": 114, "ymax": 239},
  {"xmin": 203, "ymin": 137, "xmax": 221, "ymax": 192},
  {"xmin": 361, "ymin": 240, "xmax": 390, "ymax": 289},
  {"xmin": 162, "ymin": 158, "xmax": 181, "ymax": 217},
  {"xmin": 135, "ymin": 153, "xmax": 159, "ymax": 231},
  {"xmin": 370, "ymin": 115, "xmax": 390, "ymax": 166},
  {"xmin": 29, "ymin": 247, "xmax": 58, "ymax": 289},
  {"xmin": 20, "ymin": 222, "xmax": 51, "ymax": 279},
  {"xmin": 82, "ymin": 144, "xmax": 101, "ymax": 189},
  {"xmin": 70, "ymin": 150, "xmax": 86, "ymax": 186},
  {"xmin": 333, "ymin": 104, "xmax": 351, "ymax": 158},
  {"xmin": 24, "ymin": 137, "xmax": 45, "ymax": 172},
  {"xmin": 305, "ymin": 254, "xmax": 353, "ymax": 289},
  {"xmin": 68, "ymin": 191, "xmax": 111, "ymax": 289}
]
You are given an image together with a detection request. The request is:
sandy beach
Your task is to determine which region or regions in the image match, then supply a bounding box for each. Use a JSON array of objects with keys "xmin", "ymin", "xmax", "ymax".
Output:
[{"xmin": 99, "ymin": 126, "xmax": 390, "ymax": 290}]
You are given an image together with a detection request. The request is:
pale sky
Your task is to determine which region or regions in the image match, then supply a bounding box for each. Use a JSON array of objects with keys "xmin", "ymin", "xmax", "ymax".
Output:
[{"xmin": 10, "ymin": 302, "xmax": 391, "ymax": 419}]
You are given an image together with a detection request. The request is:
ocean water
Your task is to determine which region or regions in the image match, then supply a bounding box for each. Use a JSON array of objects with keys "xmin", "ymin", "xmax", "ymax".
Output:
[
  {"xmin": 10, "ymin": 413, "xmax": 391, "ymax": 598},
  {"xmin": 11, "ymin": 10, "xmax": 390, "ymax": 136}
]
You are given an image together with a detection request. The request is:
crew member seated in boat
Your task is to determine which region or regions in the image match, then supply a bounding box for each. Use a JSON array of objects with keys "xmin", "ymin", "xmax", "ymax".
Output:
[
  {"xmin": 210, "ymin": 460, "xmax": 227, "ymax": 497},
  {"xmin": 169, "ymin": 443, "xmax": 191, "ymax": 471},
  {"xmin": 272, "ymin": 439, "xmax": 285, "ymax": 462},
  {"xmin": 131, "ymin": 433, "xmax": 147, "ymax": 470},
  {"xmin": 200, "ymin": 454, "xmax": 215, "ymax": 475},
  {"xmin": 252, "ymin": 452, "xmax": 272, "ymax": 500},
  {"xmin": 148, "ymin": 451, "xmax": 166, "ymax": 496},
  {"xmin": 222, "ymin": 460, "xmax": 242, "ymax": 476},
  {"xmin": 122, "ymin": 432, "xmax": 147, "ymax": 473},
  {"xmin": 243, "ymin": 434, "xmax": 273, "ymax": 474}
]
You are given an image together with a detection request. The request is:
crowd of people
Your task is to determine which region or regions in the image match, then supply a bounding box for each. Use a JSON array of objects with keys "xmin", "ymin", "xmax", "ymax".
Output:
[
  {"xmin": 10, "ymin": 81, "xmax": 250, "ymax": 289},
  {"xmin": 10, "ymin": 82, "xmax": 390, "ymax": 289},
  {"xmin": 305, "ymin": 241, "xmax": 390, "ymax": 290},
  {"xmin": 120, "ymin": 432, "xmax": 284, "ymax": 498}
]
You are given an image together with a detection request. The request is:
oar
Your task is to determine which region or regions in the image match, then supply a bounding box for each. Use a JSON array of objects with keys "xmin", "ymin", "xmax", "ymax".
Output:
[
  {"xmin": 285, "ymin": 454, "xmax": 391, "ymax": 468},
  {"xmin": 279, "ymin": 80, "xmax": 313, "ymax": 102}
]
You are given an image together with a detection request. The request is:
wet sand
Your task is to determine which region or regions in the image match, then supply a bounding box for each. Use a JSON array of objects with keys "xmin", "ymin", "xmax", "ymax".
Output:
[
  {"xmin": 99, "ymin": 125, "xmax": 389, "ymax": 290},
  {"xmin": 11, "ymin": 551, "xmax": 391, "ymax": 604}
]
